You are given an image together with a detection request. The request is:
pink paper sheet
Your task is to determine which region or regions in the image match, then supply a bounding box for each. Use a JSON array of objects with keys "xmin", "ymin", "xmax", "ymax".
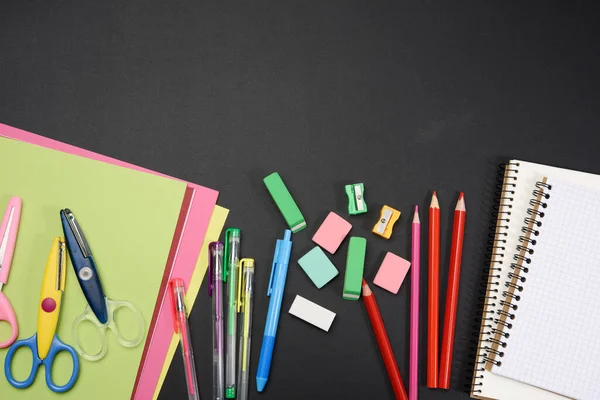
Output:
[{"xmin": 0, "ymin": 123, "xmax": 218, "ymax": 399}]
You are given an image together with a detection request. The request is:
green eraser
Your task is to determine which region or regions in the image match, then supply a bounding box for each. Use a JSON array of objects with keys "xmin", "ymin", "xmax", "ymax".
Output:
[
  {"xmin": 343, "ymin": 236, "xmax": 367, "ymax": 300},
  {"xmin": 264, "ymin": 172, "xmax": 307, "ymax": 233},
  {"xmin": 345, "ymin": 183, "xmax": 367, "ymax": 215},
  {"xmin": 298, "ymin": 246, "xmax": 339, "ymax": 289}
]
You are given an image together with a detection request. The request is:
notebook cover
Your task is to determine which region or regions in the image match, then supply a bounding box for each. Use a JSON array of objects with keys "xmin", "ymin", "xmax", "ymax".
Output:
[
  {"xmin": 468, "ymin": 160, "xmax": 600, "ymax": 400},
  {"xmin": 487, "ymin": 176, "xmax": 600, "ymax": 399}
]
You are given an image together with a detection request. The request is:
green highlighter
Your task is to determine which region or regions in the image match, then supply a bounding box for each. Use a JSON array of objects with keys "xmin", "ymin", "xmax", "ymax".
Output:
[
  {"xmin": 263, "ymin": 172, "xmax": 307, "ymax": 233},
  {"xmin": 343, "ymin": 236, "xmax": 367, "ymax": 300}
]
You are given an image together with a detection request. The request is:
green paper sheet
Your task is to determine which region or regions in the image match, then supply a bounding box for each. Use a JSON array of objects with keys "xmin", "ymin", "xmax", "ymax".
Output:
[{"xmin": 0, "ymin": 137, "xmax": 186, "ymax": 399}]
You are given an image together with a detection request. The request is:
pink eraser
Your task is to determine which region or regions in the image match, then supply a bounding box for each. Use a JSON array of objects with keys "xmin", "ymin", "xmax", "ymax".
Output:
[
  {"xmin": 312, "ymin": 212, "xmax": 352, "ymax": 254},
  {"xmin": 373, "ymin": 252, "xmax": 411, "ymax": 294}
]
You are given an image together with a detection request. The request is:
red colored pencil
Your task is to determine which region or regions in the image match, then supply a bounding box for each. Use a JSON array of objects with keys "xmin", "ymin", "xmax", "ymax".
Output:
[
  {"xmin": 427, "ymin": 191, "xmax": 440, "ymax": 388},
  {"xmin": 439, "ymin": 193, "xmax": 466, "ymax": 389},
  {"xmin": 362, "ymin": 279, "xmax": 408, "ymax": 400}
]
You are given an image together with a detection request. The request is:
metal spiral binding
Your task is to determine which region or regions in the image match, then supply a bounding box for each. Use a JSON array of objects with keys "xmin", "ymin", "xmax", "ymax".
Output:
[
  {"xmin": 469, "ymin": 162, "xmax": 519, "ymax": 394},
  {"xmin": 482, "ymin": 180, "xmax": 552, "ymax": 368}
]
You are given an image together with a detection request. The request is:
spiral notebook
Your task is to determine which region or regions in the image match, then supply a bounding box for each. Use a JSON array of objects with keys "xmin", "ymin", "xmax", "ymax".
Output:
[{"xmin": 471, "ymin": 160, "xmax": 600, "ymax": 400}]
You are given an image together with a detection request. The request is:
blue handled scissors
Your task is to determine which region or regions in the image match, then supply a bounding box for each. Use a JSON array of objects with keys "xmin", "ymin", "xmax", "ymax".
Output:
[
  {"xmin": 4, "ymin": 237, "xmax": 80, "ymax": 393},
  {"xmin": 60, "ymin": 208, "xmax": 145, "ymax": 362}
]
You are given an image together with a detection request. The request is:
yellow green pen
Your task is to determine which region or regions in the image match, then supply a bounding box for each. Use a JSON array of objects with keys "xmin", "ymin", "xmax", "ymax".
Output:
[{"xmin": 236, "ymin": 258, "xmax": 254, "ymax": 400}]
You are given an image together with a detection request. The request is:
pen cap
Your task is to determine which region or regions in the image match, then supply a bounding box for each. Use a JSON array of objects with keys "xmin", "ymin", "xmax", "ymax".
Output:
[
  {"xmin": 208, "ymin": 242, "xmax": 223, "ymax": 296},
  {"xmin": 223, "ymin": 228, "xmax": 240, "ymax": 282},
  {"xmin": 169, "ymin": 278, "xmax": 186, "ymax": 333},
  {"xmin": 237, "ymin": 258, "xmax": 255, "ymax": 312}
]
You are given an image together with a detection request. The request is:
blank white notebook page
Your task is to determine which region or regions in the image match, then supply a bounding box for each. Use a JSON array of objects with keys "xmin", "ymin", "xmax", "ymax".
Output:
[{"xmin": 491, "ymin": 178, "xmax": 600, "ymax": 399}]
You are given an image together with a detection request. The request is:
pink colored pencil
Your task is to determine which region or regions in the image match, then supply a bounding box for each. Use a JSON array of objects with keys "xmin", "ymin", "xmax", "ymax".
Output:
[{"xmin": 410, "ymin": 205, "xmax": 421, "ymax": 400}]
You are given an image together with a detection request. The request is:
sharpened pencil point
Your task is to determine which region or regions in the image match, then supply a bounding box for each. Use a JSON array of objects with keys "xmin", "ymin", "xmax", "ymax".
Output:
[
  {"xmin": 430, "ymin": 192, "xmax": 440, "ymax": 209},
  {"xmin": 362, "ymin": 279, "xmax": 372, "ymax": 295},
  {"xmin": 413, "ymin": 206, "xmax": 420, "ymax": 223},
  {"xmin": 456, "ymin": 193, "xmax": 466, "ymax": 211}
]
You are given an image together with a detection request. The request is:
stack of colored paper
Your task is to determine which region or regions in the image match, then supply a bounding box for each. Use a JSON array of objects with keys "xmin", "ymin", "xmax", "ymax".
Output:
[{"xmin": 0, "ymin": 124, "xmax": 227, "ymax": 399}]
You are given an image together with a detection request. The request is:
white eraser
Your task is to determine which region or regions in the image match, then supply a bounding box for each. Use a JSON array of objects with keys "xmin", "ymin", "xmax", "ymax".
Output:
[{"xmin": 289, "ymin": 295, "xmax": 336, "ymax": 332}]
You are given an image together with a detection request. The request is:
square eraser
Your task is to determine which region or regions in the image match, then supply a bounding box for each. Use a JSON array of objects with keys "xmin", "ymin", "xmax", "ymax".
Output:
[
  {"xmin": 312, "ymin": 212, "xmax": 352, "ymax": 254},
  {"xmin": 298, "ymin": 246, "xmax": 339, "ymax": 289},
  {"xmin": 373, "ymin": 252, "xmax": 411, "ymax": 294}
]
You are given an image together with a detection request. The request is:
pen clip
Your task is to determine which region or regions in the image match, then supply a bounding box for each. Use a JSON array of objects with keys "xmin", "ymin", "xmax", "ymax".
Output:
[
  {"xmin": 223, "ymin": 229, "xmax": 232, "ymax": 282},
  {"xmin": 267, "ymin": 240, "xmax": 281, "ymax": 297},
  {"xmin": 208, "ymin": 242, "xmax": 216, "ymax": 297},
  {"xmin": 237, "ymin": 258, "xmax": 244, "ymax": 312},
  {"xmin": 207, "ymin": 261, "xmax": 213, "ymax": 297}
]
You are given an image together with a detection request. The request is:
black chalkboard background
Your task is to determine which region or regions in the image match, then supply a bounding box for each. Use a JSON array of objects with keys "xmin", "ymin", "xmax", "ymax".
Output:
[{"xmin": 2, "ymin": 2, "xmax": 599, "ymax": 399}]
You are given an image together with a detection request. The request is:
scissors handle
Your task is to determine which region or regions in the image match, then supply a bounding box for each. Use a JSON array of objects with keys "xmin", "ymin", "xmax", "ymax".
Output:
[
  {"xmin": 0, "ymin": 291, "xmax": 18, "ymax": 348},
  {"xmin": 72, "ymin": 305, "xmax": 108, "ymax": 362},
  {"xmin": 106, "ymin": 298, "xmax": 145, "ymax": 348},
  {"xmin": 4, "ymin": 334, "xmax": 40, "ymax": 389},
  {"xmin": 4, "ymin": 333, "xmax": 79, "ymax": 393},
  {"xmin": 72, "ymin": 299, "xmax": 145, "ymax": 362},
  {"xmin": 44, "ymin": 335, "xmax": 80, "ymax": 393}
]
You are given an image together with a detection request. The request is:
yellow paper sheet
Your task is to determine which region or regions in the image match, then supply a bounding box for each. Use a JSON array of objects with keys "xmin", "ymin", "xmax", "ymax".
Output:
[{"xmin": 153, "ymin": 205, "xmax": 229, "ymax": 399}]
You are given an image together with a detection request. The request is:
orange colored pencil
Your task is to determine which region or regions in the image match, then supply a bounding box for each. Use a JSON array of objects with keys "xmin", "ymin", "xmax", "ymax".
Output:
[
  {"xmin": 439, "ymin": 192, "xmax": 466, "ymax": 389},
  {"xmin": 427, "ymin": 191, "xmax": 440, "ymax": 388}
]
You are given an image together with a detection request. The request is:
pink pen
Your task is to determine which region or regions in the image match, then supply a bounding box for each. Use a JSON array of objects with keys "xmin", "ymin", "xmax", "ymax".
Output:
[
  {"xmin": 410, "ymin": 206, "xmax": 421, "ymax": 400},
  {"xmin": 170, "ymin": 278, "xmax": 200, "ymax": 400},
  {"xmin": 0, "ymin": 196, "xmax": 22, "ymax": 348}
]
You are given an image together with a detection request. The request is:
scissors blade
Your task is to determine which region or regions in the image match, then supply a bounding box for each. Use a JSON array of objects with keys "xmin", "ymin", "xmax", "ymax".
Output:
[
  {"xmin": 0, "ymin": 207, "xmax": 15, "ymax": 272},
  {"xmin": 0, "ymin": 198, "xmax": 20, "ymax": 292},
  {"xmin": 62, "ymin": 209, "xmax": 92, "ymax": 258},
  {"xmin": 37, "ymin": 237, "xmax": 66, "ymax": 361},
  {"xmin": 0, "ymin": 211, "xmax": 10, "ymax": 292},
  {"xmin": 56, "ymin": 239, "xmax": 66, "ymax": 291}
]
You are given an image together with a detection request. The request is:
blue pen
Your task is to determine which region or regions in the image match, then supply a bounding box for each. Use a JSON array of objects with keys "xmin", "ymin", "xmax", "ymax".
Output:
[{"xmin": 256, "ymin": 230, "xmax": 292, "ymax": 392}]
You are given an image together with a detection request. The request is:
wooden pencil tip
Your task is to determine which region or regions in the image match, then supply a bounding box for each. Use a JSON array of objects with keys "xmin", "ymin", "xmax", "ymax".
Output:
[
  {"xmin": 413, "ymin": 206, "xmax": 420, "ymax": 223},
  {"xmin": 430, "ymin": 192, "xmax": 440, "ymax": 209},
  {"xmin": 456, "ymin": 193, "xmax": 466, "ymax": 211},
  {"xmin": 362, "ymin": 280, "xmax": 372, "ymax": 296}
]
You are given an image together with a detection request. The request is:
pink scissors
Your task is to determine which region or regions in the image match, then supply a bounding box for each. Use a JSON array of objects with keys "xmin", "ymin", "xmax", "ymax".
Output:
[{"xmin": 0, "ymin": 196, "xmax": 22, "ymax": 348}]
